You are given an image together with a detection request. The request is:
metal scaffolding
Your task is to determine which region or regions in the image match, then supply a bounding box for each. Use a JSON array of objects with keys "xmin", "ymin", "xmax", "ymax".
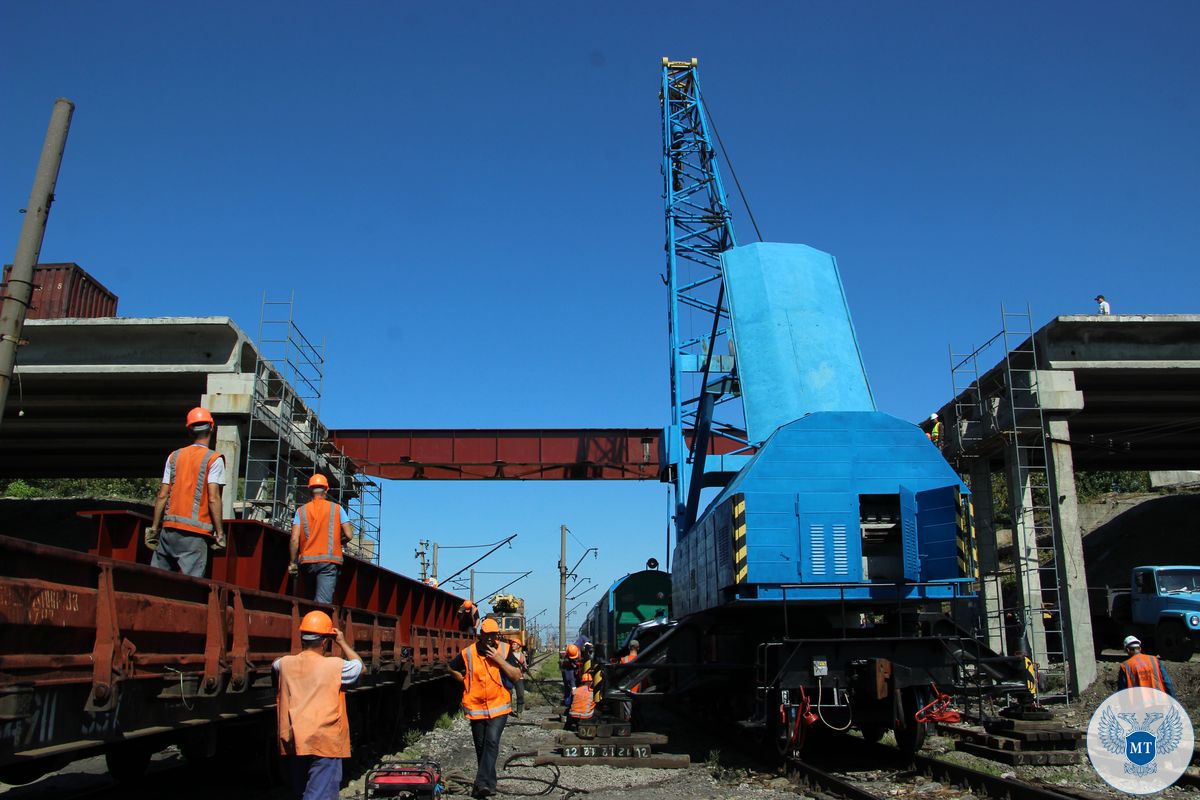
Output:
[
  {"xmin": 240, "ymin": 295, "xmax": 382, "ymax": 563},
  {"xmin": 949, "ymin": 305, "xmax": 1071, "ymax": 701}
]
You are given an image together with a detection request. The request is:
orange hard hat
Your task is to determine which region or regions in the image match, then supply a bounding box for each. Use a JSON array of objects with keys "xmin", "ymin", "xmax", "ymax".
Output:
[
  {"xmin": 566, "ymin": 644, "xmax": 580, "ymax": 658},
  {"xmin": 299, "ymin": 610, "xmax": 335, "ymax": 635},
  {"xmin": 308, "ymin": 474, "xmax": 329, "ymax": 489},
  {"xmin": 480, "ymin": 618, "xmax": 500, "ymax": 634},
  {"xmin": 186, "ymin": 407, "xmax": 214, "ymax": 428},
  {"xmin": 581, "ymin": 670, "xmax": 593, "ymax": 683},
  {"xmin": 462, "ymin": 600, "xmax": 474, "ymax": 610}
]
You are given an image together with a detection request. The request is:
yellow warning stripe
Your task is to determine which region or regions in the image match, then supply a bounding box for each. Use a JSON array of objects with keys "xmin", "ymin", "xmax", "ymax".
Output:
[{"xmin": 732, "ymin": 494, "xmax": 747, "ymax": 584}]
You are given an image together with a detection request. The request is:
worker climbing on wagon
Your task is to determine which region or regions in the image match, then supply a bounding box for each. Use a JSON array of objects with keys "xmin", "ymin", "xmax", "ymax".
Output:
[
  {"xmin": 274, "ymin": 610, "xmax": 362, "ymax": 800},
  {"xmin": 1117, "ymin": 635, "xmax": 1175, "ymax": 697},
  {"xmin": 447, "ymin": 618, "xmax": 523, "ymax": 799},
  {"xmin": 560, "ymin": 643, "xmax": 581, "ymax": 710},
  {"xmin": 288, "ymin": 474, "xmax": 354, "ymax": 605},
  {"xmin": 927, "ymin": 413, "xmax": 942, "ymax": 447},
  {"xmin": 146, "ymin": 407, "xmax": 226, "ymax": 578}
]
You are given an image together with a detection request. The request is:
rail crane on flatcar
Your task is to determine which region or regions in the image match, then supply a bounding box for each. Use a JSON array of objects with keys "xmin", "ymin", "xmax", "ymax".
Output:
[{"xmin": 604, "ymin": 58, "xmax": 1027, "ymax": 754}]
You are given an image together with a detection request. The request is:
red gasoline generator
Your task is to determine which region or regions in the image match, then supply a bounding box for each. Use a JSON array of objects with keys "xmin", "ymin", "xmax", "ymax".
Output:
[{"xmin": 365, "ymin": 760, "xmax": 443, "ymax": 799}]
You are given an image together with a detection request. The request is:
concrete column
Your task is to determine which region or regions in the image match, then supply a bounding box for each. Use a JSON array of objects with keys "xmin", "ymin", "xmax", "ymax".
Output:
[
  {"xmin": 1005, "ymin": 443, "xmax": 1048, "ymax": 659},
  {"xmin": 968, "ymin": 460, "xmax": 1007, "ymax": 654},
  {"xmin": 203, "ymin": 373, "xmax": 254, "ymax": 519},
  {"xmin": 1044, "ymin": 417, "xmax": 1097, "ymax": 694}
]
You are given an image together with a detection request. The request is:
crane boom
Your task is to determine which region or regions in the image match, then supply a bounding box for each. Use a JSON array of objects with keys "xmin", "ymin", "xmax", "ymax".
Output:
[{"xmin": 660, "ymin": 58, "xmax": 749, "ymax": 536}]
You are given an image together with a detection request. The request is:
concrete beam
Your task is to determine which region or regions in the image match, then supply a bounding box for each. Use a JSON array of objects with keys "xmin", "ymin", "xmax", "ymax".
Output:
[
  {"xmin": 1005, "ymin": 444, "xmax": 1047, "ymax": 660},
  {"xmin": 968, "ymin": 459, "xmax": 1006, "ymax": 654}
]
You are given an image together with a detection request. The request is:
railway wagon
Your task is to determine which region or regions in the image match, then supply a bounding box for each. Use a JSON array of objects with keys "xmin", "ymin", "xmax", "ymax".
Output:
[
  {"xmin": 0, "ymin": 509, "xmax": 471, "ymax": 785},
  {"xmin": 579, "ymin": 567, "xmax": 671, "ymax": 662}
]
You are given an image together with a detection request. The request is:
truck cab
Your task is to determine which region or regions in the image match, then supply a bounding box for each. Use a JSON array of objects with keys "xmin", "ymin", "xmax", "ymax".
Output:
[{"xmin": 1130, "ymin": 566, "xmax": 1200, "ymax": 661}]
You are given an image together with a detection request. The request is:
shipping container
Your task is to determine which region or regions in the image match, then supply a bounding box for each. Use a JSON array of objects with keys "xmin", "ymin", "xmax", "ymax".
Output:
[{"xmin": 1, "ymin": 262, "xmax": 118, "ymax": 319}]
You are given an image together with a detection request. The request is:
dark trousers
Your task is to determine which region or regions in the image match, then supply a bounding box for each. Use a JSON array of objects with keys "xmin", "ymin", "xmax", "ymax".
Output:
[
  {"xmin": 469, "ymin": 714, "xmax": 507, "ymax": 792},
  {"xmin": 561, "ymin": 670, "xmax": 576, "ymax": 708},
  {"xmin": 288, "ymin": 755, "xmax": 342, "ymax": 800},
  {"xmin": 514, "ymin": 679, "xmax": 525, "ymax": 713}
]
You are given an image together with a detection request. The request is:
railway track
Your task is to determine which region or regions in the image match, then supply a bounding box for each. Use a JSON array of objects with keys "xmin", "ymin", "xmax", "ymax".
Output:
[{"xmin": 787, "ymin": 747, "xmax": 1089, "ymax": 800}]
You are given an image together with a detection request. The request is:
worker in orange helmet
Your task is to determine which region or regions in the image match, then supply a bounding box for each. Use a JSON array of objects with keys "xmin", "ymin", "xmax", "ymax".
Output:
[
  {"xmin": 458, "ymin": 599, "xmax": 480, "ymax": 630},
  {"xmin": 274, "ymin": 610, "xmax": 362, "ymax": 800},
  {"xmin": 446, "ymin": 618, "xmax": 523, "ymax": 798},
  {"xmin": 560, "ymin": 643, "xmax": 582, "ymax": 710},
  {"xmin": 289, "ymin": 474, "xmax": 355, "ymax": 604},
  {"xmin": 146, "ymin": 407, "xmax": 226, "ymax": 577}
]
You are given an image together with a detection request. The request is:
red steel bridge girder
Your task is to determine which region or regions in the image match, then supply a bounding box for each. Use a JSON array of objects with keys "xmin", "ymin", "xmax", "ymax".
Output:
[{"xmin": 329, "ymin": 428, "xmax": 749, "ymax": 480}]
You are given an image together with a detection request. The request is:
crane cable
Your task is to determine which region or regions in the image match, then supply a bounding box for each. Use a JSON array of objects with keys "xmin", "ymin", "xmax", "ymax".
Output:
[{"xmin": 700, "ymin": 90, "xmax": 764, "ymax": 243}]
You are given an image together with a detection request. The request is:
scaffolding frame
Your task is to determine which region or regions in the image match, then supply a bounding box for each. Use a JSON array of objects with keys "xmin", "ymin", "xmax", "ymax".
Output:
[
  {"xmin": 241, "ymin": 294, "xmax": 382, "ymax": 563},
  {"xmin": 949, "ymin": 304, "xmax": 1071, "ymax": 702}
]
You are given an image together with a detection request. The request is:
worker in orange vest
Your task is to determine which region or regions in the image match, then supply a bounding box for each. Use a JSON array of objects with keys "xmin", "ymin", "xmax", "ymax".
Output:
[
  {"xmin": 146, "ymin": 407, "xmax": 226, "ymax": 577},
  {"xmin": 566, "ymin": 680, "xmax": 596, "ymax": 730},
  {"xmin": 288, "ymin": 474, "xmax": 354, "ymax": 604},
  {"xmin": 447, "ymin": 618, "xmax": 523, "ymax": 798},
  {"xmin": 1117, "ymin": 635, "xmax": 1175, "ymax": 697},
  {"xmin": 617, "ymin": 639, "xmax": 641, "ymax": 722},
  {"xmin": 274, "ymin": 610, "xmax": 363, "ymax": 800}
]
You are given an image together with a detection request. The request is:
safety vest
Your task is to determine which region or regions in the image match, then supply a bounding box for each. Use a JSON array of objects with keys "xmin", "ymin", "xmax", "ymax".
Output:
[
  {"xmin": 930, "ymin": 421, "xmax": 942, "ymax": 444},
  {"xmin": 163, "ymin": 445, "xmax": 223, "ymax": 536},
  {"xmin": 276, "ymin": 651, "xmax": 351, "ymax": 758},
  {"xmin": 569, "ymin": 685, "xmax": 595, "ymax": 720},
  {"xmin": 461, "ymin": 642, "xmax": 512, "ymax": 720},
  {"xmin": 299, "ymin": 498, "xmax": 343, "ymax": 564},
  {"xmin": 1121, "ymin": 653, "xmax": 1166, "ymax": 692},
  {"xmin": 620, "ymin": 652, "xmax": 641, "ymax": 693}
]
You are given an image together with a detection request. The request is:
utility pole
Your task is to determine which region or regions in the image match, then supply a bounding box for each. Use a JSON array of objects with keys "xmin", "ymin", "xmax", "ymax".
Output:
[
  {"xmin": 0, "ymin": 98, "xmax": 74, "ymax": 427},
  {"xmin": 470, "ymin": 569, "xmax": 475, "ymax": 604},
  {"xmin": 558, "ymin": 524, "xmax": 567, "ymax": 653},
  {"xmin": 432, "ymin": 543, "xmax": 439, "ymax": 582},
  {"xmin": 415, "ymin": 540, "xmax": 429, "ymax": 580}
]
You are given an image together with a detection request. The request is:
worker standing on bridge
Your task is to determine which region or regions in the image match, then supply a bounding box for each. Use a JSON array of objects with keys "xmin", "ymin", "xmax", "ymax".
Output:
[
  {"xmin": 275, "ymin": 610, "xmax": 362, "ymax": 800},
  {"xmin": 288, "ymin": 474, "xmax": 354, "ymax": 604},
  {"xmin": 1117, "ymin": 635, "xmax": 1175, "ymax": 697},
  {"xmin": 447, "ymin": 618, "xmax": 523, "ymax": 799},
  {"xmin": 1095, "ymin": 294, "xmax": 1111, "ymax": 315},
  {"xmin": 146, "ymin": 407, "xmax": 226, "ymax": 578}
]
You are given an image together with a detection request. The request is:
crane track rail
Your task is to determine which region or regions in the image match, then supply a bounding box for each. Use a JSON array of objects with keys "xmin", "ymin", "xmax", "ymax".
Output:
[{"xmin": 785, "ymin": 743, "xmax": 1092, "ymax": 800}]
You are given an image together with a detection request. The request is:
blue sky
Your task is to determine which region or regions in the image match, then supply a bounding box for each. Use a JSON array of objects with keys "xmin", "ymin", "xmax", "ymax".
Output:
[{"xmin": 3, "ymin": 2, "xmax": 1197, "ymax": 639}]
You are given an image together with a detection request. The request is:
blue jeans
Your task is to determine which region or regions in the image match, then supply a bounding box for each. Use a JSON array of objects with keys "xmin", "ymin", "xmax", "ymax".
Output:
[
  {"xmin": 288, "ymin": 755, "xmax": 341, "ymax": 800},
  {"xmin": 561, "ymin": 670, "xmax": 577, "ymax": 708},
  {"xmin": 150, "ymin": 528, "xmax": 209, "ymax": 577},
  {"xmin": 469, "ymin": 715, "xmax": 507, "ymax": 792},
  {"xmin": 302, "ymin": 562, "xmax": 339, "ymax": 604}
]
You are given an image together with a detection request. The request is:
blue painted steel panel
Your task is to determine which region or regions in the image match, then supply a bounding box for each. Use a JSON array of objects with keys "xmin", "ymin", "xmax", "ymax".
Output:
[
  {"xmin": 671, "ymin": 410, "xmax": 973, "ymax": 615},
  {"xmin": 722, "ymin": 243, "xmax": 875, "ymax": 444}
]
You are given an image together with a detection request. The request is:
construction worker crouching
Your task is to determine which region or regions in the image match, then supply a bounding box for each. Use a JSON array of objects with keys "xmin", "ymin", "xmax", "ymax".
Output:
[
  {"xmin": 289, "ymin": 474, "xmax": 354, "ymax": 604},
  {"xmin": 274, "ymin": 610, "xmax": 363, "ymax": 800},
  {"xmin": 566, "ymin": 669, "xmax": 595, "ymax": 730},
  {"xmin": 1118, "ymin": 635, "xmax": 1175, "ymax": 697},
  {"xmin": 146, "ymin": 407, "xmax": 226, "ymax": 577},
  {"xmin": 446, "ymin": 618, "xmax": 523, "ymax": 799},
  {"xmin": 618, "ymin": 639, "xmax": 640, "ymax": 722},
  {"xmin": 458, "ymin": 600, "xmax": 480, "ymax": 630}
]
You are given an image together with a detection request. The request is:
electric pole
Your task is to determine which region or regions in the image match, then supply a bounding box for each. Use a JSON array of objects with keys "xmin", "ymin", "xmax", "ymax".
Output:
[
  {"xmin": 415, "ymin": 540, "xmax": 429, "ymax": 580},
  {"xmin": 0, "ymin": 98, "xmax": 74, "ymax": 427},
  {"xmin": 432, "ymin": 543, "xmax": 439, "ymax": 582},
  {"xmin": 558, "ymin": 524, "xmax": 567, "ymax": 652},
  {"xmin": 470, "ymin": 569, "xmax": 475, "ymax": 604}
]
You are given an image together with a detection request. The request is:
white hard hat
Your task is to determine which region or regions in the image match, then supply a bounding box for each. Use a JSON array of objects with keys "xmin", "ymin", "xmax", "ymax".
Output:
[
  {"xmin": 1123, "ymin": 635, "xmax": 1141, "ymax": 648},
  {"xmin": 929, "ymin": 413, "xmax": 939, "ymax": 421}
]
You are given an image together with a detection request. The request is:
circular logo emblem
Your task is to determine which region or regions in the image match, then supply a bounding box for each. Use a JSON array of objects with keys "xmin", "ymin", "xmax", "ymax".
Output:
[{"xmin": 1086, "ymin": 687, "xmax": 1194, "ymax": 794}]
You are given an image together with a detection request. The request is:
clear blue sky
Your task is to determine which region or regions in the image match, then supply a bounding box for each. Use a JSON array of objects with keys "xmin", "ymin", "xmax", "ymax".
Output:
[{"xmin": 3, "ymin": 3, "xmax": 1197, "ymax": 639}]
